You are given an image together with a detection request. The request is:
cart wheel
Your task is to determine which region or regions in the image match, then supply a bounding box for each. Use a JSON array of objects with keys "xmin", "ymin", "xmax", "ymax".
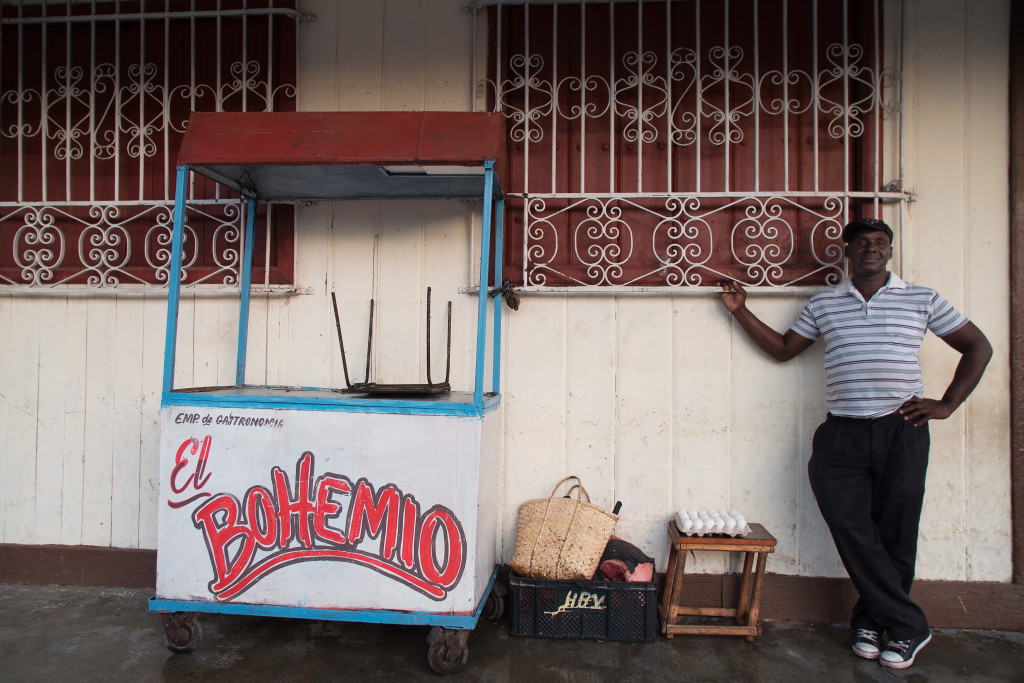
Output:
[
  {"xmin": 425, "ymin": 626, "xmax": 470, "ymax": 675},
  {"xmin": 482, "ymin": 590, "xmax": 505, "ymax": 621},
  {"xmin": 160, "ymin": 612, "xmax": 203, "ymax": 654},
  {"xmin": 427, "ymin": 639, "xmax": 468, "ymax": 675}
]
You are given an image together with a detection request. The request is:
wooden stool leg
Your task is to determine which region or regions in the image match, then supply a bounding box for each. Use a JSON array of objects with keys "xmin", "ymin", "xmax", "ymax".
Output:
[
  {"xmin": 661, "ymin": 543, "xmax": 689, "ymax": 637},
  {"xmin": 747, "ymin": 551, "xmax": 769, "ymax": 626},
  {"xmin": 660, "ymin": 543, "xmax": 679, "ymax": 635},
  {"xmin": 734, "ymin": 550, "xmax": 755, "ymax": 625}
]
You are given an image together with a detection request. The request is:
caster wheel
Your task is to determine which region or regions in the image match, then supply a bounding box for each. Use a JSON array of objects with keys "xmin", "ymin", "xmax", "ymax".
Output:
[
  {"xmin": 482, "ymin": 590, "xmax": 505, "ymax": 621},
  {"xmin": 160, "ymin": 612, "xmax": 203, "ymax": 654},
  {"xmin": 427, "ymin": 639, "xmax": 468, "ymax": 675}
]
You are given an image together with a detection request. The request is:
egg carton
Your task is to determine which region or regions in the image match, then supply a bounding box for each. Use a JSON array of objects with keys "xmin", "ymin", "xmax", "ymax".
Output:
[{"xmin": 675, "ymin": 509, "xmax": 751, "ymax": 537}]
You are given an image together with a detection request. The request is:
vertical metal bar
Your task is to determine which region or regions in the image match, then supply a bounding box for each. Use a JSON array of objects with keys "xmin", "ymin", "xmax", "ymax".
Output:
[
  {"xmin": 495, "ymin": 2, "xmax": 503, "ymax": 115},
  {"xmin": 782, "ymin": 0, "xmax": 790, "ymax": 192},
  {"xmin": 579, "ymin": 1, "xmax": 586, "ymax": 192},
  {"xmin": 216, "ymin": 0, "xmax": 223, "ymax": 110},
  {"xmin": 842, "ymin": 0, "xmax": 850, "ymax": 201},
  {"xmin": 162, "ymin": 165, "xmax": 190, "ymax": 396},
  {"xmin": 812, "ymin": 0, "xmax": 820, "ymax": 193},
  {"xmin": 426, "ymin": 287, "xmax": 434, "ymax": 385},
  {"xmin": 293, "ymin": 0, "xmax": 301, "ymax": 105},
  {"xmin": 550, "ymin": 1, "xmax": 557, "ymax": 194},
  {"xmin": 137, "ymin": 1, "xmax": 145, "ymax": 200},
  {"xmin": 665, "ymin": 0, "xmax": 672, "ymax": 194},
  {"xmin": 872, "ymin": 0, "xmax": 881, "ymax": 217},
  {"xmin": 241, "ymin": 0, "xmax": 248, "ymax": 112},
  {"xmin": 235, "ymin": 197, "xmax": 257, "ymax": 386},
  {"xmin": 491, "ymin": 196, "xmax": 505, "ymax": 394},
  {"xmin": 637, "ymin": 0, "xmax": 643, "ymax": 193},
  {"xmin": 752, "ymin": 0, "xmax": 760, "ymax": 193},
  {"xmin": 263, "ymin": 211, "xmax": 272, "ymax": 288},
  {"xmin": 40, "ymin": 0, "xmax": 48, "ymax": 203},
  {"xmin": 90, "ymin": 0, "xmax": 96, "ymax": 202},
  {"xmin": 189, "ymin": 1, "xmax": 197, "ymax": 204},
  {"xmin": 723, "ymin": 0, "xmax": 730, "ymax": 193},
  {"xmin": 470, "ymin": 4, "xmax": 478, "ymax": 110},
  {"xmin": 524, "ymin": 2, "xmax": 531, "ymax": 196},
  {"xmin": 16, "ymin": 0, "xmax": 24, "ymax": 202},
  {"xmin": 114, "ymin": 0, "xmax": 121, "ymax": 202},
  {"xmin": 65, "ymin": 1, "xmax": 72, "ymax": 200},
  {"xmin": 608, "ymin": 1, "xmax": 616, "ymax": 192},
  {"xmin": 163, "ymin": 0, "xmax": 170, "ymax": 200},
  {"xmin": 695, "ymin": 0, "xmax": 702, "ymax": 192},
  {"xmin": 475, "ymin": 162, "xmax": 496, "ymax": 405},
  {"xmin": 267, "ymin": 0, "xmax": 275, "ymax": 110},
  {"xmin": 897, "ymin": 0, "xmax": 907, "ymax": 275}
]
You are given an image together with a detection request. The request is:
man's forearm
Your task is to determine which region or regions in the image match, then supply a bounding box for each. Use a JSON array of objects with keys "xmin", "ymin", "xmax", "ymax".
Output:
[{"xmin": 940, "ymin": 341, "xmax": 993, "ymax": 411}]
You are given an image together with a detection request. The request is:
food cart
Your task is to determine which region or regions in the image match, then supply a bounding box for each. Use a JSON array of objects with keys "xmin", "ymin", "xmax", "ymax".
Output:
[{"xmin": 148, "ymin": 112, "xmax": 508, "ymax": 675}]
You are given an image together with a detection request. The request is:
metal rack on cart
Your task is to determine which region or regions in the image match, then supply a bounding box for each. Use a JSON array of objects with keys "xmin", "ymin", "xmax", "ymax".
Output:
[{"xmin": 148, "ymin": 111, "xmax": 508, "ymax": 675}]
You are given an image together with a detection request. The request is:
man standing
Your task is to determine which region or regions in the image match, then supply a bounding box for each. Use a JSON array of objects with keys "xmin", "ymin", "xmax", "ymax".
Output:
[{"xmin": 718, "ymin": 218, "xmax": 992, "ymax": 669}]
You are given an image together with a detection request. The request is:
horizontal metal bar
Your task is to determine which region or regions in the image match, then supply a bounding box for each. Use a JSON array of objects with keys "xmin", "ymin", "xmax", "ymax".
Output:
[
  {"xmin": 1, "ymin": 8, "xmax": 315, "ymax": 26},
  {"xmin": 0, "ymin": 199, "xmax": 242, "ymax": 207},
  {"xmin": 507, "ymin": 192, "xmax": 913, "ymax": 201},
  {"xmin": 0, "ymin": 286, "xmax": 312, "ymax": 298},
  {"xmin": 460, "ymin": 285, "xmax": 831, "ymax": 296}
]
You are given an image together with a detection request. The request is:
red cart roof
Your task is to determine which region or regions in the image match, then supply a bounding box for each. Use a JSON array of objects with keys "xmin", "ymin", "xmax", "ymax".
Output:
[{"xmin": 177, "ymin": 111, "xmax": 507, "ymax": 200}]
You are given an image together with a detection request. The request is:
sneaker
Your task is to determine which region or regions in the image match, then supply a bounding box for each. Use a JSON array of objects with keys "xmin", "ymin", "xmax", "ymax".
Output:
[
  {"xmin": 852, "ymin": 629, "xmax": 881, "ymax": 660},
  {"xmin": 879, "ymin": 631, "xmax": 932, "ymax": 669}
]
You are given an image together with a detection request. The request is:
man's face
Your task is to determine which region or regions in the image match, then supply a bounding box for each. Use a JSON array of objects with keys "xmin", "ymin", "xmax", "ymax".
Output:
[{"xmin": 845, "ymin": 229, "xmax": 892, "ymax": 276}]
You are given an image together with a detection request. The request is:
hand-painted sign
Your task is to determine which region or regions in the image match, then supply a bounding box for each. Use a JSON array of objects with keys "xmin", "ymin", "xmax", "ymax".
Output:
[
  {"xmin": 156, "ymin": 407, "xmax": 494, "ymax": 614},
  {"xmin": 174, "ymin": 445, "xmax": 466, "ymax": 601}
]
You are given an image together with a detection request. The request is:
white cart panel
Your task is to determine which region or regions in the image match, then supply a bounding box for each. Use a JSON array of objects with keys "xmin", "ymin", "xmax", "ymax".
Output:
[{"xmin": 155, "ymin": 405, "xmax": 499, "ymax": 617}]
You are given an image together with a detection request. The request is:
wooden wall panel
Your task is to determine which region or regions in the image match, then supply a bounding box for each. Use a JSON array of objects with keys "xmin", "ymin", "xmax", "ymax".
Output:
[
  {"xmin": 501, "ymin": 297, "xmax": 569, "ymax": 557},
  {"xmin": 962, "ymin": 0, "xmax": 1013, "ymax": 582},
  {"xmin": 5, "ymin": 298, "xmax": 40, "ymax": 543},
  {"xmin": 613, "ymin": 298, "xmax": 674, "ymax": 561},
  {"xmin": 670, "ymin": 299, "xmax": 733, "ymax": 574},
  {"xmin": 110, "ymin": 299, "xmax": 145, "ymax": 548},
  {"xmin": 903, "ymin": 0, "xmax": 1013, "ymax": 582},
  {"xmin": 35, "ymin": 300, "xmax": 66, "ymax": 545},
  {"xmin": 59, "ymin": 302, "xmax": 88, "ymax": 546},
  {"xmin": 81, "ymin": 298, "xmax": 116, "ymax": 546},
  {"xmin": 564, "ymin": 299, "xmax": 616, "ymax": 510},
  {"xmin": 0, "ymin": 0, "xmax": 1012, "ymax": 593},
  {"xmin": 137, "ymin": 295, "xmax": 165, "ymax": 549}
]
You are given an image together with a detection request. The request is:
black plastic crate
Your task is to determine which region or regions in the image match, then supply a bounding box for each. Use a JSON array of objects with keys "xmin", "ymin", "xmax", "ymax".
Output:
[{"xmin": 508, "ymin": 572, "xmax": 658, "ymax": 642}]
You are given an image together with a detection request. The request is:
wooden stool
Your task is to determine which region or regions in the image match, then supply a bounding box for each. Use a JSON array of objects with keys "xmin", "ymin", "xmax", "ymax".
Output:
[{"xmin": 659, "ymin": 521, "xmax": 777, "ymax": 641}]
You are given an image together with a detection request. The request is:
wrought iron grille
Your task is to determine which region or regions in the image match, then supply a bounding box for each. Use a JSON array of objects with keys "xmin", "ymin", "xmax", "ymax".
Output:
[
  {"xmin": 0, "ymin": 0, "xmax": 307, "ymax": 291},
  {"xmin": 474, "ymin": 0, "xmax": 907, "ymax": 290}
]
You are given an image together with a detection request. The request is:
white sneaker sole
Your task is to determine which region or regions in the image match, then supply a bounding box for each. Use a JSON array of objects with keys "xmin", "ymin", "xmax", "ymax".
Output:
[
  {"xmin": 879, "ymin": 633, "xmax": 932, "ymax": 669},
  {"xmin": 852, "ymin": 644, "xmax": 880, "ymax": 660}
]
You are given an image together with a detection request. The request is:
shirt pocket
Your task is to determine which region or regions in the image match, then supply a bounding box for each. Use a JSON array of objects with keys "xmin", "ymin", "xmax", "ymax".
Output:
[{"xmin": 882, "ymin": 311, "xmax": 926, "ymax": 343}]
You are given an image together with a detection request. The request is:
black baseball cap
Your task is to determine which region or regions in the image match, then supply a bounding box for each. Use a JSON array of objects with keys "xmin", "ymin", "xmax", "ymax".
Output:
[{"xmin": 842, "ymin": 218, "xmax": 893, "ymax": 243}]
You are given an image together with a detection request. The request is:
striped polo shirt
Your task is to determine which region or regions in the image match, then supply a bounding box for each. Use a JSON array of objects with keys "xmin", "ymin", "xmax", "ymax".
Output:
[{"xmin": 790, "ymin": 273, "xmax": 969, "ymax": 418}]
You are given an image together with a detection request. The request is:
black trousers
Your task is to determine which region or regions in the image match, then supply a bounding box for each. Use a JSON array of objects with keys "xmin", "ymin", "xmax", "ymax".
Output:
[{"xmin": 807, "ymin": 410, "xmax": 930, "ymax": 640}]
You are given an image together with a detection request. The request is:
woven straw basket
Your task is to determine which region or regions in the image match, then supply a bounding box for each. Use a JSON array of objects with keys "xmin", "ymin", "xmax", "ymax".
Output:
[{"xmin": 510, "ymin": 475, "xmax": 618, "ymax": 581}]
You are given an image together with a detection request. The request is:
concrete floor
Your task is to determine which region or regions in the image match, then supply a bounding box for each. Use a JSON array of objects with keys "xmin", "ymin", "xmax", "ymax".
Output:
[{"xmin": 1, "ymin": 583, "xmax": 1022, "ymax": 682}]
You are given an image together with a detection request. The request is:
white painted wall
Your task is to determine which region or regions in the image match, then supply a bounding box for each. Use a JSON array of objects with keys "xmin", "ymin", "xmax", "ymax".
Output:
[{"xmin": 0, "ymin": 0, "xmax": 1012, "ymax": 583}]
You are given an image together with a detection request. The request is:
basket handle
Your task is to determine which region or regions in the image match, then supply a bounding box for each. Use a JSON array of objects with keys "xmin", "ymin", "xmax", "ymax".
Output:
[{"xmin": 550, "ymin": 475, "xmax": 589, "ymax": 503}]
